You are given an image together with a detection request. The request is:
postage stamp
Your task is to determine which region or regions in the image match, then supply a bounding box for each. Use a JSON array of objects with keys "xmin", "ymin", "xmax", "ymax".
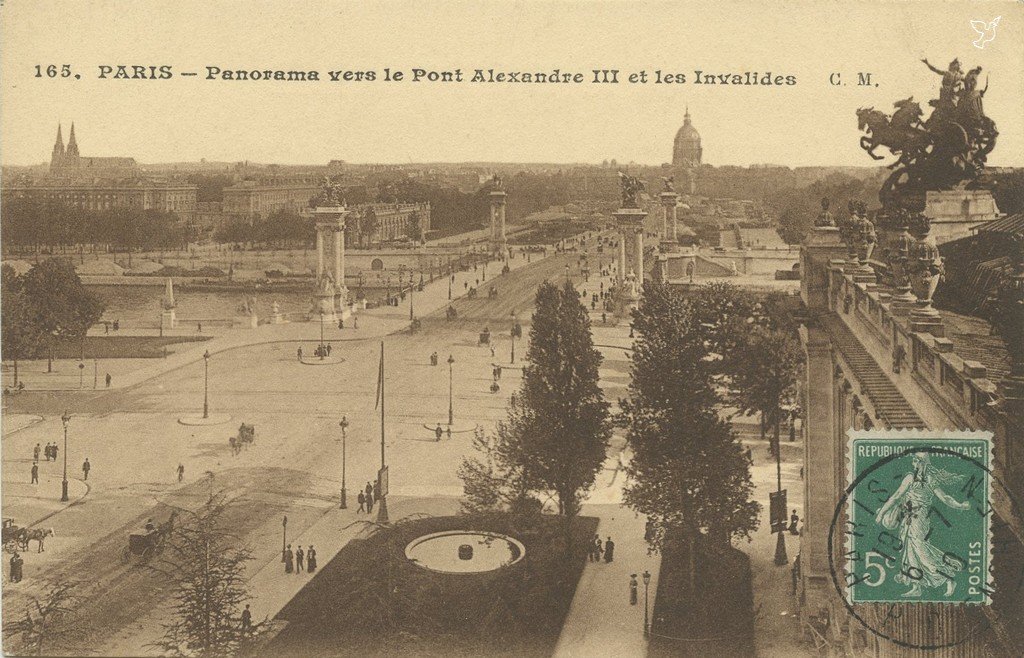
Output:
[{"xmin": 844, "ymin": 431, "xmax": 993, "ymax": 605}]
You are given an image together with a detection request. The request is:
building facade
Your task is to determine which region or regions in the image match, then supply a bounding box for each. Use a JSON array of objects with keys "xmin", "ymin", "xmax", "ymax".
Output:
[
  {"xmin": 798, "ymin": 226, "xmax": 1023, "ymax": 656},
  {"xmin": 221, "ymin": 182, "xmax": 319, "ymax": 220},
  {"xmin": 2, "ymin": 180, "xmax": 197, "ymax": 219}
]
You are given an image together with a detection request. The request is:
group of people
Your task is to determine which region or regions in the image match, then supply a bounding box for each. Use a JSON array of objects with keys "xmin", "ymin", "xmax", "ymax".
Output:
[
  {"xmin": 35, "ymin": 442, "xmax": 59, "ymax": 463},
  {"xmin": 356, "ymin": 480, "xmax": 382, "ymax": 514},
  {"xmin": 283, "ymin": 544, "xmax": 318, "ymax": 574},
  {"xmin": 589, "ymin": 534, "xmax": 615, "ymax": 563}
]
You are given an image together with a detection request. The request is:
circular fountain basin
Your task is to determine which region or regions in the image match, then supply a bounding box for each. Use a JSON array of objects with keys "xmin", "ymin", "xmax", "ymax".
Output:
[{"xmin": 405, "ymin": 531, "xmax": 525, "ymax": 574}]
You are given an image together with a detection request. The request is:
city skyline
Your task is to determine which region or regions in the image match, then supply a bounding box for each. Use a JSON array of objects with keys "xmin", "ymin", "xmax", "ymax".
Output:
[{"xmin": 2, "ymin": 1, "xmax": 1023, "ymax": 169}]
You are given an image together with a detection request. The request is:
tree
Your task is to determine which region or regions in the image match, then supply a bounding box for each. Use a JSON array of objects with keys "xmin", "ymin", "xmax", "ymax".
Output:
[
  {"xmin": 517, "ymin": 280, "xmax": 611, "ymax": 516},
  {"xmin": 19, "ymin": 259, "xmax": 105, "ymax": 371},
  {"xmin": 3, "ymin": 581, "xmax": 81, "ymax": 656},
  {"xmin": 621, "ymin": 282, "xmax": 759, "ymax": 590},
  {"xmin": 152, "ymin": 490, "xmax": 264, "ymax": 657},
  {"xmin": 730, "ymin": 326, "xmax": 802, "ymax": 455},
  {"xmin": 459, "ymin": 281, "xmax": 610, "ymax": 517},
  {"xmin": 1, "ymin": 265, "xmax": 43, "ymax": 386}
]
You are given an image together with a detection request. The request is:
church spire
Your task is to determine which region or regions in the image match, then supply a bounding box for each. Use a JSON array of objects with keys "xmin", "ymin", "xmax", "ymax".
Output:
[
  {"xmin": 684, "ymin": 106, "xmax": 691, "ymax": 124},
  {"xmin": 52, "ymin": 124, "xmax": 65, "ymax": 156},
  {"xmin": 66, "ymin": 122, "xmax": 79, "ymax": 157}
]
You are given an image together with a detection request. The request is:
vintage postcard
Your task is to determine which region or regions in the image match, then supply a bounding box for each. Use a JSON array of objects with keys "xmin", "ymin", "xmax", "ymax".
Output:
[{"xmin": 2, "ymin": 1, "xmax": 1023, "ymax": 657}]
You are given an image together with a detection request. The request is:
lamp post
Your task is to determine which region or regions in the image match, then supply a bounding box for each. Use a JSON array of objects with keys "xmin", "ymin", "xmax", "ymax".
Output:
[
  {"xmin": 339, "ymin": 416, "xmax": 349, "ymax": 509},
  {"xmin": 409, "ymin": 279, "xmax": 415, "ymax": 321},
  {"xmin": 60, "ymin": 411, "xmax": 70, "ymax": 502},
  {"xmin": 510, "ymin": 312, "xmax": 517, "ymax": 364},
  {"xmin": 78, "ymin": 361, "xmax": 85, "ymax": 389},
  {"xmin": 447, "ymin": 354, "xmax": 455, "ymax": 426},
  {"xmin": 448, "ymin": 276, "xmax": 452, "ymax": 300},
  {"xmin": 642, "ymin": 570, "xmax": 651, "ymax": 637},
  {"xmin": 281, "ymin": 515, "xmax": 288, "ymax": 562},
  {"xmin": 202, "ymin": 350, "xmax": 211, "ymax": 419}
]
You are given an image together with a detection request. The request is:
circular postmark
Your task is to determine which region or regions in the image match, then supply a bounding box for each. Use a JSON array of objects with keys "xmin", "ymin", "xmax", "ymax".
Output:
[{"xmin": 827, "ymin": 443, "xmax": 1024, "ymax": 650}]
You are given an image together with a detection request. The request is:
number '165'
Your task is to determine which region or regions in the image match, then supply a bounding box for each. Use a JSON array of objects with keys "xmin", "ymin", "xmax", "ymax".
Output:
[{"xmin": 35, "ymin": 65, "xmax": 72, "ymax": 78}]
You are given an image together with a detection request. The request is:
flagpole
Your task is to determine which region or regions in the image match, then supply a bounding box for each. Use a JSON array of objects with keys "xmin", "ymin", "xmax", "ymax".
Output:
[{"xmin": 377, "ymin": 341, "xmax": 389, "ymax": 523}]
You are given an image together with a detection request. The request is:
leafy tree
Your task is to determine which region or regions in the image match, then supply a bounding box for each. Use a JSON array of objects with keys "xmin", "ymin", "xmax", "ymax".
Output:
[
  {"xmin": 460, "ymin": 281, "xmax": 610, "ymax": 517},
  {"xmin": 730, "ymin": 326, "xmax": 802, "ymax": 455},
  {"xmin": 517, "ymin": 280, "xmax": 610, "ymax": 516},
  {"xmin": 2, "ymin": 581, "xmax": 81, "ymax": 656},
  {"xmin": 1, "ymin": 265, "xmax": 43, "ymax": 386},
  {"xmin": 622, "ymin": 282, "xmax": 759, "ymax": 589},
  {"xmin": 152, "ymin": 490, "xmax": 264, "ymax": 657}
]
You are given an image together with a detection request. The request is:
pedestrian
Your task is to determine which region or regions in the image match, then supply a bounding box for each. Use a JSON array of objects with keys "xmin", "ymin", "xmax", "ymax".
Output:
[
  {"xmin": 601, "ymin": 312, "xmax": 607, "ymax": 325},
  {"xmin": 490, "ymin": 345, "xmax": 495, "ymax": 358},
  {"xmin": 284, "ymin": 545, "xmax": 294, "ymax": 573},
  {"xmin": 177, "ymin": 463, "xmax": 185, "ymax": 482},
  {"xmin": 52, "ymin": 443, "xmax": 58, "ymax": 463},
  {"xmin": 198, "ymin": 322, "xmax": 203, "ymax": 333},
  {"xmin": 644, "ymin": 518, "xmax": 655, "ymax": 543},
  {"xmin": 496, "ymin": 365, "xmax": 502, "ymax": 380},
  {"xmin": 446, "ymin": 426, "xmax": 452, "ymax": 441},
  {"xmin": 630, "ymin": 574, "xmax": 639, "ymax": 605},
  {"xmin": 326, "ymin": 343, "xmax": 332, "ymax": 356},
  {"xmin": 366, "ymin": 490, "xmax": 374, "ymax": 513},
  {"xmin": 353, "ymin": 316, "xmax": 358, "ymax": 329},
  {"xmin": 31, "ymin": 462, "xmax": 39, "ymax": 485},
  {"xmin": 435, "ymin": 425, "xmax": 443, "ymax": 442},
  {"xmin": 82, "ymin": 458, "xmax": 90, "ymax": 481},
  {"xmin": 295, "ymin": 546, "xmax": 305, "ymax": 573},
  {"xmin": 604, "ymin": 536, "xmax": 615, "ymax": 563},
  {"xmin": 241, "ymin": 604, "xmax": 252, "ymax": 634},
  {"xmin": 33, "ymin": 443, "xmax": 40, "ymax": 462},
  {"xmin": 789, "ymin": 510, "xmax": 800, "ymax": 535},
  {"xmin": 338, "ymin": 319, "xmax": 344, "ymax": 330},
  {"xmin": 105, "ymin": 322, "xmax": 109, "ymax": 335},
  {"xmin": 297, "ymin": 346, "xmax": 303, "ymax": 361},
  {"xmin": 592, "ymin": 534, "xmax": 603, "ymax": 562},
  {"xmin": 9, "ymin": 552, "xmax": 23, "ymax": 583},
  {"xmin": 307, "ymin": 545, "xmax": 317, "ymax": 573},
  {"xmin": 357, "ymin": 491, "xmax": 366, "ymax": 513},
  {"xmin": 365, "ymin": 481, "xmax": 373, "ymax": 499},
  {"xmin": 105, "ymin": 373, "xmax": 112, "ymax": 388}
]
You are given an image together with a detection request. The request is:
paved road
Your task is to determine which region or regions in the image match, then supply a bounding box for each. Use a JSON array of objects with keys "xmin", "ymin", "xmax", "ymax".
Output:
[{"xmin": 1, "ymin": 249, "xmax": 581, "ymax": 655}]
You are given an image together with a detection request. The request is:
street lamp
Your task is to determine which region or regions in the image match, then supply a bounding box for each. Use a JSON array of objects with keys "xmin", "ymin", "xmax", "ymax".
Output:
[
  {"xmin": 510, "ymin": 312, "xmax": 518, "ymax": 364},
  {"xmin": 281, "ymin": 515, "xmax": 288, "ymax": 562},
  {"xmin": 60, "ymin": 411, "xmax": 70, "ymax": 502},
  {"xmin": 448, "ymin": 276, "xmax": 452, "ymax": 300},
  {"xmin": 642, "ymin": 570, "xmax": 651, "ymax": 636},
  {"xmin": 339, "ymin": 416, "xmax": 349, "ymax": 509},
  {"xmin": 409, "ymin": 279, "xmax": 415, "ymax": 321},
  {"xmin": 202, "ymin": 350, "xmax": 211, "ymax": 419},
  {"xmin": 78, "ymin": 362, "xmax": 85, "ymax": 389},
  {"xmin": 447, "ymin": 354, "xmax": 455, "ymax": 426}
]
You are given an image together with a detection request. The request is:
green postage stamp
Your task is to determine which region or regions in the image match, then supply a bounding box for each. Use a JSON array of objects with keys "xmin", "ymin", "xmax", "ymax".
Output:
[{"xmin": 845, "ymin": 431, "xmax": 993, "ymax": 605}]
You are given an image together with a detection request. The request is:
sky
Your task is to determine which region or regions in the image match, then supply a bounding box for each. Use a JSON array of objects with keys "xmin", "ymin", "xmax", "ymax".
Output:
[{"xmin": 1, "ymin": 0, "xmax": 1022, "ymax": 168}]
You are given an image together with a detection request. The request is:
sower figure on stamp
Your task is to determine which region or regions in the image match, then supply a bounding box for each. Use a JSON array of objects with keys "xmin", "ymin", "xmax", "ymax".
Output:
[{"xmin": 874, "ymin": 452, "xmax": 972, "ymax": 598}]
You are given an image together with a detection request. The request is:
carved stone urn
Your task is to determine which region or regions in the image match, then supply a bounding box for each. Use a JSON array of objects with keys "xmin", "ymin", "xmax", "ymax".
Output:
[{"xmin": 908, "ymin": 215, "xmax": 943, "ymax": 320}]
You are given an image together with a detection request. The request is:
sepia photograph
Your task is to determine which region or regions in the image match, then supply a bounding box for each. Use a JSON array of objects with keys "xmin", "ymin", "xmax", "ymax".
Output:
[{"xmin": 1, "ymin": 1, "xmax": 1022, "ymax": 656}]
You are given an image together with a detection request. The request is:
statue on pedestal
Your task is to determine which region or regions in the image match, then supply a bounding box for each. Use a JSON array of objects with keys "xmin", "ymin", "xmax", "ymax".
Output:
[
  {"xmin": 815, "ymin": 198, "xmax": 836, "ymax": 228},
  {"xmin": 312, "ymin": 177, "xmax": 346, "ymax": 207},
  {"xmin": 661, "ymin": 176, "xmax": 675, "ymax": 193},
  {"xmin": 618, "ymin": 172, "xmax": 646, "ymax": 209}
]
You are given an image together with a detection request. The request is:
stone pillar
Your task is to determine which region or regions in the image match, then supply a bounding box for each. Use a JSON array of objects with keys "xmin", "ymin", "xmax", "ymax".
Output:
[
  {"xmin": 660, "ymin": 191, "xmax": 679, "ymax": 245},
  {"xmin": 489, "ymin": 189, "xmax": 507, "ymax": 256},
  {"xmin": 617, "ymin": 230, "xmax": 627, "ymax": 287},
  {"xmin": 800, "ymin": 323, "xmax": 836, "ymax": 611},
  {"xmin": 634, "ymin": 227, "xmax": 644, "ymax": 287},
  {"xmin": 316, "ymin": 230, "xmax": 324, "ymax": 281}
]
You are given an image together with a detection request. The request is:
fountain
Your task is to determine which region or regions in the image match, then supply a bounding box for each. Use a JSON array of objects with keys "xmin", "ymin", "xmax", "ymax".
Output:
[{"xmin": 405, "ymin": 531, "xmax": 525, "ymax": 574}]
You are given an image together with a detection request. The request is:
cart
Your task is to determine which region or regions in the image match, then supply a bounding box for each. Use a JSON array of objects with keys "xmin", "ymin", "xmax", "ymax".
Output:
[
  {"xmin": 122, "ymin": 528, "xmax": 163, "ymax": 564},
  {"xmin": 2, "ymin": 518, "xmax": 25, "ymax": 553}
]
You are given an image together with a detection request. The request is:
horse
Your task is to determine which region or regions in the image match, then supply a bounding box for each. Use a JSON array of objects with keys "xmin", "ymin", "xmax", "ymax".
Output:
[
  {"xmin": 857, "ymin": 106, "xmax": 930, "ymax": 165},
  {"xmin": 228, "ymin": 435, "xmax": 241, "ymax": 456},
  {"xmin": 157, "ymin": 511, "xmax": 178, "ymax": 541},
  {"xmin": 21, "ymin": 528, "xmax": 54, "ymax": 553}
]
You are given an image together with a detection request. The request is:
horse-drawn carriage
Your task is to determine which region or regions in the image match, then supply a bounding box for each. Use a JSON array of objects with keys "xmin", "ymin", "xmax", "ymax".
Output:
[
  {"xmin": 122, "ymin": 513, "xmax": 176, "ymax": 564},
  {"xmin": 3, "ymin": 518, "xmax": 24, "ymax": 552},
  {"xmin": 229, "ymin": 423, "xmax": 256, "ymax": 454},
  {"xmin": 488, "ymin": 287, "xmax": 498, "ymax": 299}
]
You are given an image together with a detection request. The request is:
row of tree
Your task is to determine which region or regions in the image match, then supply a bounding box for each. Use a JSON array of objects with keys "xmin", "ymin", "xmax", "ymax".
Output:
[
  {"xmin": 1, "ymin": 197, "xmax": 188, "ymax": 253},
  {"xmin": 1, "ymin": 260, "xmax": 105, "ymax": 384},
  {"xmin": 460, "ymin": 280, "xmax": 802, "ymax": 588}
]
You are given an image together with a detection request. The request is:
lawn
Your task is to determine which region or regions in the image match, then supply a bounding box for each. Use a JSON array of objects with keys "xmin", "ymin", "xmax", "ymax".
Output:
[
  {"xmin": 265, "ymin": 513, "xmax": 598, "ymax": 657},
  {"xmin": 52, "ymin": 335, "xmax": 210, "ymax": 359},
  {"xmin": 649, "ymin": 532, "xmax": 754, "ymax": 658}
]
